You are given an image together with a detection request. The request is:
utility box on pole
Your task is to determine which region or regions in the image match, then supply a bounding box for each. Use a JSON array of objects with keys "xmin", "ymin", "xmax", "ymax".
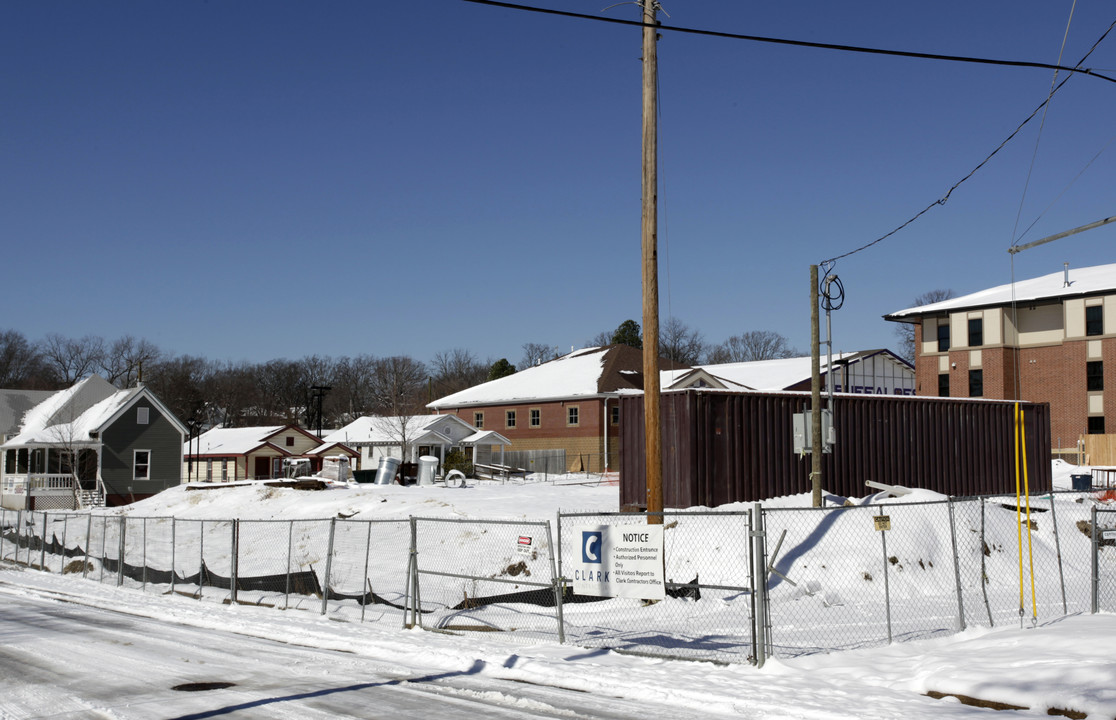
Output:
[{"xmin": 793, "ymin": 410, "xmax": 834, "ymax": 454}]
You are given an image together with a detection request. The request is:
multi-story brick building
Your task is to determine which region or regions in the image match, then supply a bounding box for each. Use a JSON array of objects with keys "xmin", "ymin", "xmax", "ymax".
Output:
[
  {"xmin": 885, "ymin": 262, "xmax": 1116, "ymax": 454},
  {"xmin": 427, "ymin": 344, "xmax": 668, "ymax": 474}
]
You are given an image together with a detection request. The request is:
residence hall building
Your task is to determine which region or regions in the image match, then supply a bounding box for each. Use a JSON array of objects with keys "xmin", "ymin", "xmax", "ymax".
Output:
[
  {"xmin": 884, "ymin": 262, "xmax": 1116, "ymax": 455},
  {"xmin": 427, "ymin": 345, "xmax": 687, "ymax": 474}
]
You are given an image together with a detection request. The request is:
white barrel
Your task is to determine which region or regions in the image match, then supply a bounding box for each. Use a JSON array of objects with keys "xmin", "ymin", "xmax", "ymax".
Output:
[{"xmin": 417, "ymin": 455, "xmax": 438, "ymax": 486}]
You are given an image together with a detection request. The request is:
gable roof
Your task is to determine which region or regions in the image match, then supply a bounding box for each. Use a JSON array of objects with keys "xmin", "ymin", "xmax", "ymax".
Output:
[
  {"xmin": 885, "ymin": 262, "xmax": 1116, "ymax": 320},
  {"xmin": 427, "ymin": 345, "xmax": 688, "ymax": 409},
  {"xmin": 323, "ymin": 413, "xmax": 477, "ymax": 446},
  {"xmin": 189, "ymin": 425, "xmax": 285, "ymax": 455},
  {"xmin": 2, "ymin": 377, "xmax": 186, "ymax": 447},
  {"xmin": 666, "ymin": 350, "xmax": 912, "ymax": 392},
  {"xmin": 0, "ymin": 389, "xmax": 55, "ymax": 438}
]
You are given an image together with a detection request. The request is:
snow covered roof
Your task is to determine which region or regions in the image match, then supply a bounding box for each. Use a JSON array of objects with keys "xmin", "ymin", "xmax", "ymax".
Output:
[
  {"xmin": 323, "ymin": 413, "xmax": 476, "ymax": 446},
  {"xmin": 427, "ymin": 345, "xmax": 679, "ymax": 408},
  {"xmin": 189, "ymin": 426, "xmax": 286, "ymax": 455},
  {"xmin": 670, "ymin": 352, "xmax": 880, "ymax": 392},
  {"xmin": 885, "ymin": 262, "xmax": 1116, "ymax": 319},
  {"xmin": 2, "ymin": 377, "xmax": 175, "ymax": 447},
  {"xmin": 0, "ymin": 389, "xmax": 55, "ymax": 438},
  {"xmin": 461, "ymin": 430, "xmax": 511, "ymax": 446}
]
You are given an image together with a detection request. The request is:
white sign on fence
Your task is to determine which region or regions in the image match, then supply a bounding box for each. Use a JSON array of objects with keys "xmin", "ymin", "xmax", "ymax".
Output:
[{"xmin": 571, "ymin": 525, "xmax": 665, "ymax": 599}]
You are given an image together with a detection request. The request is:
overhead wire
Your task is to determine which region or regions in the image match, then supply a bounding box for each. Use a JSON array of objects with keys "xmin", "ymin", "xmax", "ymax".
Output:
[
  {"xmin": 465, "ymin": 0, "xmax": 1116, "ymax": 85},
  {"xmin": 821, "ymin": 16, "xmax": 1116, "ymax": 265}
]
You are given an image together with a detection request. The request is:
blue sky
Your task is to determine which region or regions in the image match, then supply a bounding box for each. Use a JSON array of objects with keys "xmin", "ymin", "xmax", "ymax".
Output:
[{"xmin": 4, "ymin": 1, "xmax": 1115, "ymax": 367}]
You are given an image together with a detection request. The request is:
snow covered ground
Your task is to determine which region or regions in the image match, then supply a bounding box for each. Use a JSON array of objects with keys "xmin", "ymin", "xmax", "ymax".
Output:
[{"xmin": 1, "ymin": 463, "xmax": 1115, "ymax": 718}]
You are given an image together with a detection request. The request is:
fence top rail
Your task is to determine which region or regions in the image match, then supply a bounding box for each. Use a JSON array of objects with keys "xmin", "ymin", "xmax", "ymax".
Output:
[
  {"xmin": 558, "ymin": 509, "xmax": 752, "ymax": 519},
  {"xmin": 411, "ymin": 516, "xmax": 552, "ymax": 528}
]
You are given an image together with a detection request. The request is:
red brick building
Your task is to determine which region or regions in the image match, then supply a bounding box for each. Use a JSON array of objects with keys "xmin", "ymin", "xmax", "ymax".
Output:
[
  {"xmin": 885, "ymin": 262, "xmax": 1116, "ymax": 454},
  {"xmin": 427, "ymin": 345, "xmax": 683, "ymax": 474}
]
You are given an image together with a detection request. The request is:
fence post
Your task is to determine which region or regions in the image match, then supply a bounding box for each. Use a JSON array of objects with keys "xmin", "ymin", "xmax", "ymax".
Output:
[
  {"xmin": 83, "ymin": 514, "xmax": 92, "ymax": 580},
  {"xmin": 230, "ymin": 520, "xmax": 239, "ymax": 605},
  {"xmin": 198, "ymin": 519, "xmax": 205, "ymax": 598},
  {"xmin": 40, "ymin": 512, "xmax": 48, "ymax": 570},
  {"xmin": 60, "ymin": 514, "xmax": 69, "ymax": 572},
  {"xmin": 360, "ymin": 521, "xmax": 372, "ymax": 623},
  {"xmin": 545, "ymin": 519, "xmax": 565, "ymax": 644},
  {"xmin": 142, "ymin": 517, "xmax": 148, "ymax": 592},
  {"xmin": 118, "ymin": 515, "xmax": 126, "ymax": 586},
  {"xmin": 878, "ymin": 506, "xmax": 893, "ymax": 645},
  {"xmin": 285, "ymin": 520, "xmax": 293, "ymax": 610},
  {"xmin": 1092, "ymin": 506, "xmax": 1099, "ymax": 614},
  {"xmin": 405, "ymin": 516, "xmax": 419, "ymax": 629},
  {"xmin": 947, "ymin": 498, "xmax": 966, "ymax": 631},
  {"xmin": 979, "ymin": 497, "xmax": 993, "ymax": 626},
  {"xmin": 171, "ymin": 518, "xmax": 177, "ymax": 596},
  {"xmin": 1049, "ymin": 493, "xmax": 1068, "ymax": 614},
  {"xmin": 99, "ymin": 516, "xmax": 107, "ymax": 583},
  {"xmin": 751, "ymin": 502, "xmax": 767, "ymax": 668},
  {"xmin": 320, "ymin": 518, "xmax": 336, "ymax": 616}
]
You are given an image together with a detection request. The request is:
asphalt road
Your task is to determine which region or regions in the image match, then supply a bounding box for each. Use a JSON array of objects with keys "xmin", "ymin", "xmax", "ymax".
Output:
[{"xmin": 0, "ymin": 581, "xmax": 661, "ymax": 720}]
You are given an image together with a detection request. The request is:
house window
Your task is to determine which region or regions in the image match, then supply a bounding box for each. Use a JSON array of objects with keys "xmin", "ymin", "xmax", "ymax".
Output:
[
  {"xmin": 206, "ymin": 459, "xmax": 213, "ymax": 482},
  {"xmin": 474, "ymin": 412, "xmax": 484, "ymax": 429},
  {"xmin": 1088, "ymin": 416, "xmax": 1106, "ymax": 434},
  {"xmin": 221, "ymin": 461, "xmax": 228, "ymax": 481},
  {"xmin": 1087, "ymin": 305, "xmax": 1103, "ymax": 336},
  {"xmin": 936, "ymin": 323, "xmax": 949, "ymax": 352},
  {"xmin": 137, "ymin": 407, "xmax": 149, "ymax": 425},
  {"xmin": 567, "ymin": 405, "xmax": 580, "ymax": 427},
  {"xmin": 133, "ymin": 450, "xmax": 150, "ymax": 480},
  {"xmin": 286, "ymin": 436, "xmax": 295, "ymax": 447},
  {"xmin": 530, "ymin": 408, "xmax": 541, "ymax": 428},
  {"xmin": 506, "ymin": 410, "xmax": 516, "ymax": 429},
  {"xmin": 610, "ymin": 405, "xmax": 620, "ymax": 426},
  {"xmin": 968, "ymin": 318, "xmax": 983, "ymax": 347},
  {"xmin": 968, "ymin": 369, "xmax": 983, "ymax": 397},
  {"xmin": 938, "ymin": 373, "xmax": 950, "ymax": 398},
  {"xmin": 1088, "ymin": 361, "xmax": 1104, "ymax": 391}
]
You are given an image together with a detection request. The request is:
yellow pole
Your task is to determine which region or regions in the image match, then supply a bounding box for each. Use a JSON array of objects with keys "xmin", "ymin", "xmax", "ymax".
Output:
[
  {"xmin": 1020, "ymin": 404, "xmax": 1038, "ymax": 620},
  {"xmin": 1014, "ymin": 402, "xmax": 1024, "ymax": 618}
]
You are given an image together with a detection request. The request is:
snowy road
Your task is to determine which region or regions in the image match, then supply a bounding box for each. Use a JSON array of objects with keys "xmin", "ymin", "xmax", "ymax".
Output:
[{"xmin": 0, "ymin": 581, "xmax": 665, "ymax": 720}]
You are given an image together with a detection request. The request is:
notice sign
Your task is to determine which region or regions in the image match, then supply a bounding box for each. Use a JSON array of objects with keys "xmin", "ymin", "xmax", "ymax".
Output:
[
  {"xmin": 516, "ymin": 536, "xmax": 533, "ymax": 556},
  {"xmin": 874, "ymin": 515, "xmax": 891, "ymax": 532},
  {"xmin": 571, "ymin": 525, "xmax": 665, "ymax": 600}
]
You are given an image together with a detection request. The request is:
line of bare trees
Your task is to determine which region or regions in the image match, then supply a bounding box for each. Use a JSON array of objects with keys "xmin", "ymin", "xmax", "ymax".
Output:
[{"xmin": 1, "ymin": 319, "xmax": 817, "ymax": 431}]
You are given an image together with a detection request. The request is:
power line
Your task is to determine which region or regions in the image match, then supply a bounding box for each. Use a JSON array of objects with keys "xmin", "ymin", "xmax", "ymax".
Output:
[
  {"xmin": 465, "ymin": 0, "xmax": 1116, "ymax": 85},
  {"xmin": 821, "ymin": 18, "xmax": 1116, "ymax": 264}
]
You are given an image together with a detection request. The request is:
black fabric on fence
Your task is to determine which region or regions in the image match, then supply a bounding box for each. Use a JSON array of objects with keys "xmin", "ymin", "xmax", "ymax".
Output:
[{"xmin": 449, "ymin": 575, "xmax": 702, "ymax": 610}]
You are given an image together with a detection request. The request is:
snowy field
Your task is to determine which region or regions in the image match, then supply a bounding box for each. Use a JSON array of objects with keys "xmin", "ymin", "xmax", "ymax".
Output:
[{"xmin": 2, "ymin": 463, "xmax": 1116, "ymax": 718}]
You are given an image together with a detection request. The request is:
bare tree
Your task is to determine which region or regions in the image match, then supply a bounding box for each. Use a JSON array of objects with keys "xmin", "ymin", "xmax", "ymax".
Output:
[
  {"xmin": 0, "ymin": 329, "xmax": 51, "ymax": 388},
  {"xmin": 331, "ymin": 354, "xmax": 377, "ymax": 423},
  {"xmin": 660, "ymin": 317, "xmax": 705, "ymax": 367},
  {"xmin": 42, "ymin": 333, "xmax": 106, "ymax": 385},
  {"xmin": 430, "ymin": 348, "xmax": 488, "ymax": 397},
  {"xmin": 894, "ymin": 289, "xmax": 956, "ymax": 363},
  {"xmin": 520, "ymin": 342, "xmax": 560, "ymax": 368},
  {"xmin": 145, "ymin": 354, "xmax": 210, "ymax": 426},
  {"xmin": 369, "ymin": 355, "xmax": 428, "ymax": 464},
  {"xmin": 101, "ymin": 335, "xmax": 162, "ymax": 388},
  {"xmin": 707, "ymin": 330, "xmax": 798, "ymax": 363},
  {"xmin": 203, "ymin": 360, "xmax": 257, "ymax": 428}
]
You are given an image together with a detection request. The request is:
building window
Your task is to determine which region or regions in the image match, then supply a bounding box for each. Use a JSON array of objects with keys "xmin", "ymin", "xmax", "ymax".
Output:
[
  {"xmin": 530, "ymin": 408, "xmax": 541, "ymax": 428},
  {"xmin": 137, "ymin": 407, "xmax": 149, "ymax": 425},
  {"xmin": 610, "ymin": 405, "xmax": 620, "ymax": 426},
  {"xmin": 567, "ymin": 406, "xmax": 580, "ymax": 427},
  {"xmin": 968, "ymin": 318, "xmax": 983, "ymax": 347},
  {"xmin": 936, "ymin": 323, "xmax": 949, "ymax": 352},
  {"xmin": 968, "ymin": 369, "xmax": 983, "ymax": 397},
  {"xmin": 938, "ymin": 373, "xmax": 949, "ymax": 397},
  {"xmin": 286, "ymin": 436, "xmax": 295, "ymax": 447},
  {"xmin": 206, "ymin": 459, "xmax": 213, "ymax": 481},
  {"xmin": 1087, "ymin": 305, "xmax": 1103, "ymax": 336},
  {"xmin": 473, "ymin": 412, "xmax": 484, "ymax": 429},
  {"xmin": 1088, "ymin": 416, "xmax": 1106, "ymax": 434},
  {"xmin": 1088, "ymin": 361, "xmax": 1104, "ymax": 391},
  {"xmin": 221, "ymin": 461, "xmax": 228, "ymax": 481},
  {"xmin": 133, "ymin": 450, "xmax": 150, "ymax": 480},
  {"xmin": 506, "ymin": 410, "xmax": 516, "ymax": 429}
]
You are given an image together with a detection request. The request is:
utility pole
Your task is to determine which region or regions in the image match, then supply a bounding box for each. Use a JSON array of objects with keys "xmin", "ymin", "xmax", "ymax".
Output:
[
  {"xmin": 810, "ymin": 265, "xmax": 822, "ymax": 507},
  {"xmin": 641, "ymin": 0, "xmax": 663, "ymax": 524}
]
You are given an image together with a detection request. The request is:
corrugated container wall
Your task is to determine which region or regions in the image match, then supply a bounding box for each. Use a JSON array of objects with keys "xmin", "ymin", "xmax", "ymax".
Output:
[{"xmin": 620, "ymin": 390, "xmax": 1051, "ymax": 509}]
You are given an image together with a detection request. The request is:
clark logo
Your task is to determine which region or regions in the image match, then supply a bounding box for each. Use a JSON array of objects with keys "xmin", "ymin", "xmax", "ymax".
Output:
[{"xmin": 581, "ymin": 531, "xmax": 603, "ymax": 564}]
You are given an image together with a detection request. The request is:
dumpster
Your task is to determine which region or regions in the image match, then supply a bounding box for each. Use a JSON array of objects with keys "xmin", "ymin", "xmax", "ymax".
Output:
[
  {"xmin": 1071, "ymin": 473, "xmax": 1092, "ymax": 491},
  {"xmin": 352, "ymin": 469, "xmax": 377, "ymax": 484},
  {"xmin": 376, "ymin": 456, "xmax": 401, "ymax": 485},
  {"xmin": 417, "ymin": 455, "xmax": 438, "ymax": 486}
]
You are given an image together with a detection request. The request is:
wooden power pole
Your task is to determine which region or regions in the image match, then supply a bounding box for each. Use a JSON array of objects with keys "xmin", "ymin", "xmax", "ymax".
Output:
[
  {"xmin": 810, "ymin": 265, "xmax": 822, "ymax": 507},
  {"xmin": 641, "ymin": 0, "xmax": 663, "ymax": 524}
]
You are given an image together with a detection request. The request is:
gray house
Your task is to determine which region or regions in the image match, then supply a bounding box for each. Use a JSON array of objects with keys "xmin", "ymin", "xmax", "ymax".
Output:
[{"xmin": 1, "ymin": 375, "xmax": 186, "ymax": 509}]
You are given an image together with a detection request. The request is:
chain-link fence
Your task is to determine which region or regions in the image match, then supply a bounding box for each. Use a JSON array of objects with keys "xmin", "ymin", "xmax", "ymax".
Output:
[
  {"xmin": 556, "ymin": 509, "xmax": 757, "ymax": 664},
  {"xmin": 1, "ymin": 491, "xmax": 1113, "ymax": 666},
  {"xmin": 1093, "ymin": 506, "xmax": 1116, "ymax": 613}
]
